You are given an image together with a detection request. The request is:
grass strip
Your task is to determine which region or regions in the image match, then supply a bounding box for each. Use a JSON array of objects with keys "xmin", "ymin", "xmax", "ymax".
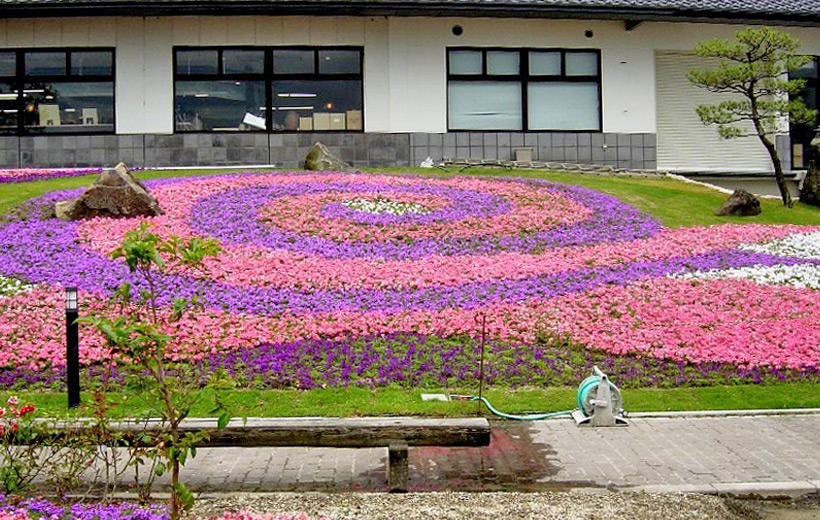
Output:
[{"xmin": 4, "ymin": 382, "xmax": 818, "ymax": 418}]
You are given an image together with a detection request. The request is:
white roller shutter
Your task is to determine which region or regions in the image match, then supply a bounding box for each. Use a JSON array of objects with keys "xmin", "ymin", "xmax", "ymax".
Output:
[{"xmin": 655, "ymin": 51, "xmax": 772, "ymax": 172}]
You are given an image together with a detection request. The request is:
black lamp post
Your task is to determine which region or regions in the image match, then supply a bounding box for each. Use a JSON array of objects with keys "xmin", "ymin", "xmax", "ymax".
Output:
[{"xmin": 65, "ymin": 286, "xmax": 80, "ymax": 409}]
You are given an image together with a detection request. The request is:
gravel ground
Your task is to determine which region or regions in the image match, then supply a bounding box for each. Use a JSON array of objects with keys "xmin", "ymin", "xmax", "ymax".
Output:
[
  {"xmin": 190, "ymin": 491, "xmax": 738, "ymax": 520},
  {"xmin": 726, "ymin": 493, "xmax": 820, "ymax": 520}
]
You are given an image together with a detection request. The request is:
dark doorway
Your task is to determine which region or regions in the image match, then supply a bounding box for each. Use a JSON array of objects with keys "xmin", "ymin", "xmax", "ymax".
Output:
[{"xmin": 790, "ymin": 56, "xmax": 819, "ymax": 169}]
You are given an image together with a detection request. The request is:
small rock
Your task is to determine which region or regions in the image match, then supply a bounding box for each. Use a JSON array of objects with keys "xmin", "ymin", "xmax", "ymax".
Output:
[
  {"xmin": 55, "ymin": 162, "xmax": 163, "ymax": 221},
  {"xmin": 715, "ymin": 189, "xmax": 761, "ymax": 217},
  {"xmin": 303, "ymin": 142, "xmax": 355, "ymax": 172}
]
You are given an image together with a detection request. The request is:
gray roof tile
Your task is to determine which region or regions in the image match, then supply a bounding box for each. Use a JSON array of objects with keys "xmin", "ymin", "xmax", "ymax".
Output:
[{"xmin": 0, "ymin": 0, "xmax": 817, "ymax": 22}]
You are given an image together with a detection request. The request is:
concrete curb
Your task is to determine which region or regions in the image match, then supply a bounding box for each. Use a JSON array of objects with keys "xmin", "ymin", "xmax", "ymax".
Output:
[
  {"xmin": 627, "ymin": 408, "xmax": 820, "ymax": 419},
  {"xmin": 624, "ymin": 480, "xmax": 820, "ymax": 498},
  {"xmin": 527, "ymin": 408, "xmax": 820, "ymax": 421},
  {"xmin": 89, "ymin": 481, "xmax": 820, "ymax": 500}
]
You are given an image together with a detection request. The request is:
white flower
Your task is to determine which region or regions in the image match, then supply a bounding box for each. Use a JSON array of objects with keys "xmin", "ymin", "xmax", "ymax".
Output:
[
  {"xmin": 675, "ymin": 263, "xmax": 820, "ymax": 290},
  {"xmin": 342, "ymin": 198, "xmax": 430, "ymax": 216},
  {"xmin": 741, "ymin": 232, "xmax": 820, "ymax": 259},
  {"xmin": 0, "ymin": 275, "xmax": 34, "ymax": 297}
]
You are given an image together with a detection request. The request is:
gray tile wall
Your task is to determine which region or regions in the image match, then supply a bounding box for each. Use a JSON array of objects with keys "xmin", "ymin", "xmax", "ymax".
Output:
[
  {"xmin": 3, "ymin": 131, "xmax": 659, "ymax": 170},
  {"xmin": 269, "ymin": 133, "xmax": 410, "ymax": 169},
  {"xmin": 776, "ymin": 134, "xmax": 791, "ymax": 172},
  {"xmin": 17, "ymin": 135, "xmax": 144, "ymax": 168},
  {"xmin": 412, "ymin": 132, "xmax": 658, "ymax": 170},
  {"xmin": 145, "ymin": 134, "xmax": 269, "ymax": 167},
  {"xmin": 0, "ymin": 136, "xmax": 19, "ymax": 168}
]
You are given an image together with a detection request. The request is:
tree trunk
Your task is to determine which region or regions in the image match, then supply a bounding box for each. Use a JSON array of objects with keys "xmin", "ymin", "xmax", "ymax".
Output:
[
  {"xmin": 748, "ymin": 95, "xmax": 792, "ymax": 207},
  {"xmin": 171, "ymin": 461, "xmax": 180, "ymax": 520},
  {"xmin": 170, "ymin": 424, "xmax": 181, "ymax": 520},
  {"xmin": 758, "ymin": 134, "xmax": 793, "ymax": 207}
]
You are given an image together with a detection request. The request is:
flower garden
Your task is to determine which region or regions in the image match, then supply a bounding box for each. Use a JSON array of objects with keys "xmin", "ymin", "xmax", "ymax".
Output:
[
  {"xmin": 0, "ymin": 168, "xmax": 103, "ymax": 184},
  {"xmin": 1, "ymin": 171, "xmax": 819, "ymax": 392},
  {"xmin": 0, "ymin": 496, "xmax": 326, "ymax": 520}
]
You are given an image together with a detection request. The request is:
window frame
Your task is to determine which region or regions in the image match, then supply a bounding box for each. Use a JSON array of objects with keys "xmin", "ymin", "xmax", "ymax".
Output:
[
  {"xmin": 173, "ymin": 45, "xmax": 365, "ymax": 134},
  {"xmin": 446, "ymin": 47, "xmax": 602, "ymax": 133},
  {"xmin": 0, "ymin": 47, "xmax": 116, "ymax": 136}
]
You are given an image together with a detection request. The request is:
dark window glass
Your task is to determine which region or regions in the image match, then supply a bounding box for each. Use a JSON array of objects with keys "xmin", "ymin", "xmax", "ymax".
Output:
[
  {"xmin": 22, "ymin": 81, "xmax": 114, "ymax": 133},
  {"xmin": 223, "ymin": 50, "xmax": 265, "ymax": 75},
  {"xmin": 25, "ymin": 52, "xmax": 66, "ymax": 76},
  {"xmin": 789, "ymin": 57, "xmax": 819, "ymax": 169},
  {"xmin": 273, "ymin": 50, "xmax": 314, "ymax": 74},
  {"xmin": 71, "ymin": 51, "xmax": 113, "ymax": 76},
  {"xmin": 176, "ymin": 50, "xmax": 218, "ymax": 75},
  {"xmin": 0, "ymin": 82, "xmax": 18, "ymax": 133},
  {"xmin": 272, "ymin": 79, "xmax": 362, "ymax": 131},
  {"xmin": 173, "ymin": 46, "xmax": 364, "ymax": 132},
  {"xmin": 318, "ymin": 50, "xmax": 360, "ymax": 74},
  {"xmin": 0, "ymin": 53, "xmax": 15, "ymax": 77},
  {"xmin": 175, "ymin": 80, "xmax": 267, "ymax": 131},
  {"xmin": 792, "ymin": 60, "xmax": 818, "ymax": 79}
]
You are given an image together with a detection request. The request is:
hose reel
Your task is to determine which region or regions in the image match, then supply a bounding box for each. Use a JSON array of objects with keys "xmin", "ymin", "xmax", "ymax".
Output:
[
  {"xmin": 571, "ymin": 366, "xmax": 628, "ymax": 427},
  {"xmin": 434, "ymin": 366, "xmax": 628, "ymax": 427}
]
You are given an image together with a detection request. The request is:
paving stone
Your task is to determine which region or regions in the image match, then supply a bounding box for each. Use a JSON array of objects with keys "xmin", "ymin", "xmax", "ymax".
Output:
[{"xmin": 63, "ymin": 414, "xmax": 820, "ymax": 493}]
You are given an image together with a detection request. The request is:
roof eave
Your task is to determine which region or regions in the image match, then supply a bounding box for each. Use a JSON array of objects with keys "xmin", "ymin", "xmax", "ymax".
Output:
[{"xmin": 0, "ymin": 2, "xmax": 817, "ymax": 27}]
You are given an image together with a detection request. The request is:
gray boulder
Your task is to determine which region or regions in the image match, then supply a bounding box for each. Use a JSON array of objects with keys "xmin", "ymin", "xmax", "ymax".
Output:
[
  {"xmin": 55, "ymin": 162, "xmax": 163, "ymax": 221},
  {"xmin": 714, "ymin": 189, "xmax": 761, "ymax": 217},
  {"xmin": 303, "ymin": 142, "xmax": 355, "ymax": 172}
]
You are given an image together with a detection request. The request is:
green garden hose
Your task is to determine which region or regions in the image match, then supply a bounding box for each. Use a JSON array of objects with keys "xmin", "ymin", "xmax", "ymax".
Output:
[
  {"xmin": 576, "ymin": 373, "xmax": 623, "ymax": 417},
  {"xmin": 576, "ymin": 375, "xmax": 604, "ymax": 415},
  {"xmin": 470, "ymin": 396, "xmax": 574, "ymax": 421}
]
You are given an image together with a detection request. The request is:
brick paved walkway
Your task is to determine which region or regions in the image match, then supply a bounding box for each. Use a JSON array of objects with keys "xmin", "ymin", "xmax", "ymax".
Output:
[{"xmin": 101, "ymin": 414, "xmax": 820, "ymax": 493}]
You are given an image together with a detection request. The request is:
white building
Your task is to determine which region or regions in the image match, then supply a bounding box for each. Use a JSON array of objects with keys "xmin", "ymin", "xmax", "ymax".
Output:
[{"xmin": 0, "ymin": 0, "xmax": 817, "ymax": 170}]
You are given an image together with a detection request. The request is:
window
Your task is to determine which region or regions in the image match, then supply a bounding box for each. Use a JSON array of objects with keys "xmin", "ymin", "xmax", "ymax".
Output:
[
  {"xmin": 789, "ymin": 57, "xmax": 819, "ymax": 169},
  {"xmin": 0, "ymin": 48, "xmax": 114, "ymax": 135},
  {"xmin": 447, "ymin": 48, "xmax": 601, "ymax": 131},
  {"xmin": 174, "ymin": 47, "xmax": 364, "ymax": 132}
]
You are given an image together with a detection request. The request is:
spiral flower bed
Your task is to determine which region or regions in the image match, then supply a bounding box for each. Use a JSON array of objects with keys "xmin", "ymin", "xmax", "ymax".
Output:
[{"xmin": 0, "ymin": 171, "xmax": 818, "ymax": 384}]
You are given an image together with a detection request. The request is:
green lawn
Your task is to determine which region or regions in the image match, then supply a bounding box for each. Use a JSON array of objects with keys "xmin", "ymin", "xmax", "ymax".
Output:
[
  {"xmin": 2, "ymin": 166, "xmax": 819, "ymax": 418},
  {"xmin": 0, "ymin": 168, "xmax": 280, "ymax": 218},
  {"xmin": 2, "ymin": 166, "xmax": 819, "ymax": 228},
  {"xmin": 374, "ymin": 167, "xmax": 820, "ymax": 228},
  {"xmin": 4, "ymin": 382, "xmax": 818, "ymax": 419}
]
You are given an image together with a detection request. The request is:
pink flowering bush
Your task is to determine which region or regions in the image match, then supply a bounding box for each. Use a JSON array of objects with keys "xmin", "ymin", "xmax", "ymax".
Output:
[
  {"xmin": 540, "ymin": 278, "xmax": 820, "ymax": 369},
  {"xmin": 0, "ymin": 168, "xmax": 102, "ymax": 183},
  {"xmin": 0, "ymin": 511, "xmax": 30, "ymax": 520},
  {"xmin": 0, "ymin": 171, "xmax": 819, "ymax": 383}
]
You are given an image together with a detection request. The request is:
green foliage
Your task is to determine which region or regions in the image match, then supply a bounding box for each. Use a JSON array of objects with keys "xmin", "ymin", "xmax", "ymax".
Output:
[
  {"xmin": 81, "ymin": 223, "xmax": 228, "ymax": 519},
  {"xmin": 0, "ymin": 394, "xmax": 142, "ymax": 496},
  {"xmin": 687, "ymin": 27, "xmax": 816, "ymax": 206},
  {"xmin": 6, "ymin": 383, "xmax": 820, "ymax": 419},
  {"xmin": 687, "ymin": 27, "xmax": 815, "ymax": 139}
]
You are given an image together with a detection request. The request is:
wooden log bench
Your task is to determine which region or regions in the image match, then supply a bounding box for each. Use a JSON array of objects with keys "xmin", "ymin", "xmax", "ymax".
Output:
[{"xmin": 37, "ymin": 417, "xmax": 492, "ymax": 492}]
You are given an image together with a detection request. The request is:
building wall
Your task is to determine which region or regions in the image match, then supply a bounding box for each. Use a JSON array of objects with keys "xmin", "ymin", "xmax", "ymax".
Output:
[{"xmin": 0, "ymin": 16, "xmax": 816, "ymax": 169}]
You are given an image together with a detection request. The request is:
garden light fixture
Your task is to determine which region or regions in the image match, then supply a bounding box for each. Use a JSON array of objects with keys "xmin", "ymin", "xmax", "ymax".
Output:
[
  {"xmin": 65, "ymin": 285, "xmax": 78, "ymax": 311},
  {"xmin": 65, "ymin": 286, "xmax": 80, "ymax": 408}
]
